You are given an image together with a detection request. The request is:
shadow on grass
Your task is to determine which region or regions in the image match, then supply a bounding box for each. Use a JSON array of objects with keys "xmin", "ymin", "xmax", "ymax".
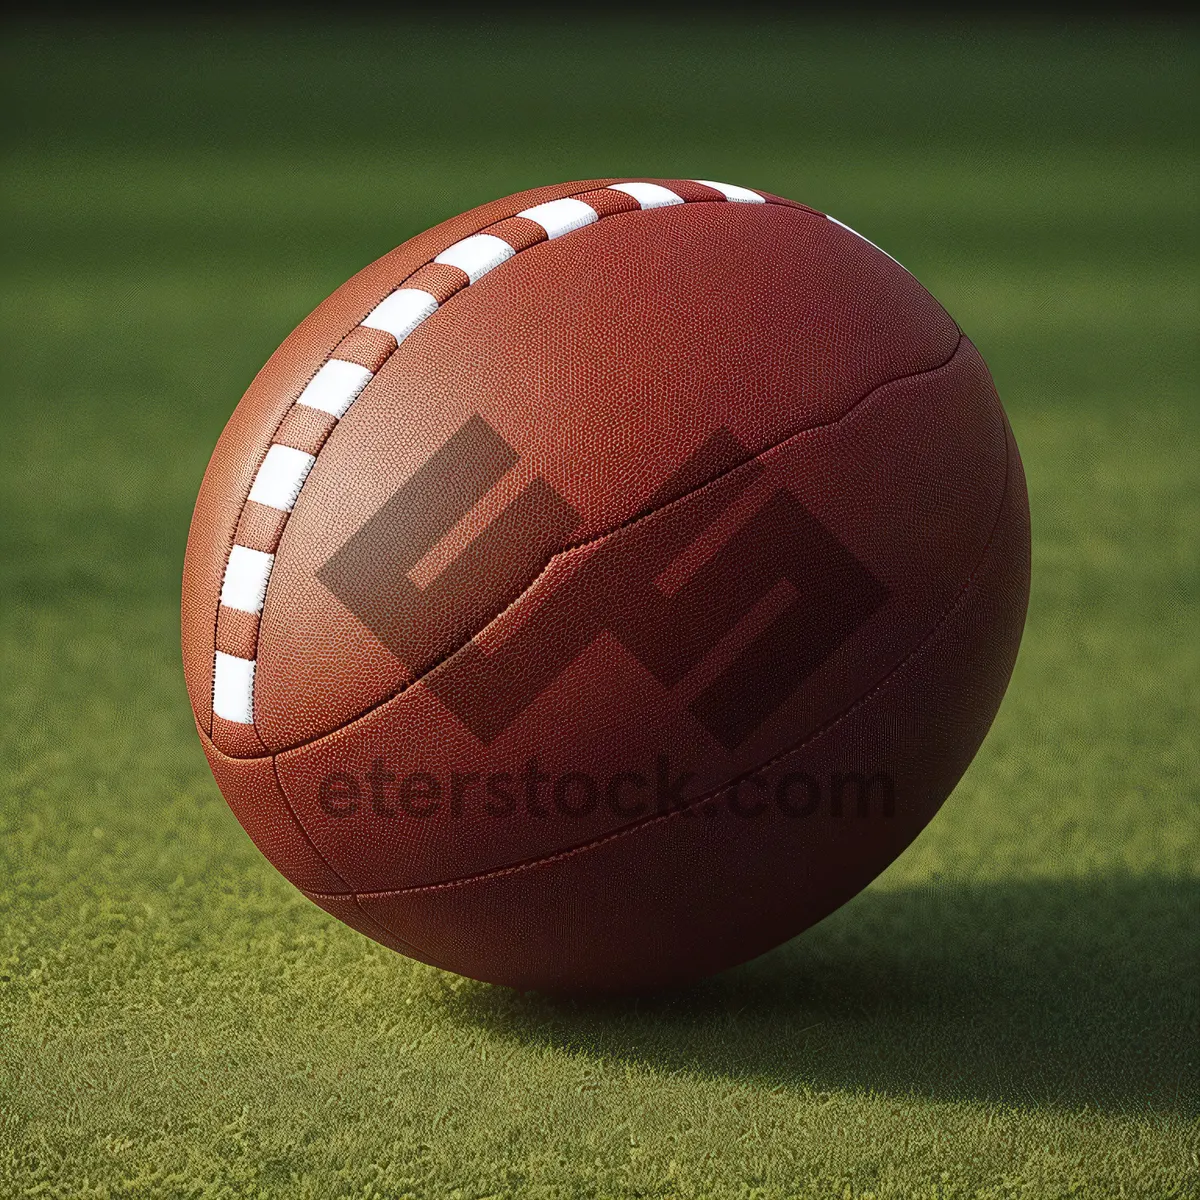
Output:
[{"xmin": 439, "ymin": 873, "xmax": 1198, "ymax": 1113}]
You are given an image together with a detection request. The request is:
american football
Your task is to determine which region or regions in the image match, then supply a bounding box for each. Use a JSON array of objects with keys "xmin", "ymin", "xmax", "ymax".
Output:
[{"xmin": 182, "ymin": 178, "xmax": 1030, "ymax": 992}]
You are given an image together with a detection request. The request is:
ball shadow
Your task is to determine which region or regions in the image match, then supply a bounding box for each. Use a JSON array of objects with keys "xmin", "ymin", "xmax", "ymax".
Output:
[{"xmin": 436, "ymin": 872, "xmax": 1198, "ymax": 1112}]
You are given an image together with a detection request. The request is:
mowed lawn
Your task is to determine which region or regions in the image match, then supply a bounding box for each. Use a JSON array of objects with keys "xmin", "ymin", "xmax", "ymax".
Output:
[{"xmin": 1, "ymin": 20, "xmax": 1197, "ymax": 1199}]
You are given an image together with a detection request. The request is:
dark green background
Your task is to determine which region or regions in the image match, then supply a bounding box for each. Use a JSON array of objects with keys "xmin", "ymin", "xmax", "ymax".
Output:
[{"xmin": 2, "ymin": 18, "xmax": 1197, "ymax": 1198}]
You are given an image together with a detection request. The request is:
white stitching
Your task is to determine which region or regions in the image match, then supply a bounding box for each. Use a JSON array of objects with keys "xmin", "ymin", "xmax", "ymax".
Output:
[
  {"xmin": 247, "ymin": 445, "xmax": 316, "ymax": 513},
  {"xmin": 360, "ymin": 288, "xmax": 439, "ymax": 343},
  {"xmin": 295, "ymin": 359, "xmax": 374, "ymax": 419},
  {"xmin": 518, "ymin": 197, "xmax": 599, "ymax": 239},
  {"xmin": 433, "ymin": 233, "xmax": 516, "ymax": 282},
  {"xmin": 607, "ymin": 181, "xmax": 684, "ymax": 208},
  {"xmin": 219, "ymin": 545, "xmax": 275, "ymax": 614}
]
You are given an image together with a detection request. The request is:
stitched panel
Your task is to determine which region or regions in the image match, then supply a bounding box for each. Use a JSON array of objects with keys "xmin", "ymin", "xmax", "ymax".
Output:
[{"xmin": 205, "ymin": 180, "xmax": 779, "ymax": 743}]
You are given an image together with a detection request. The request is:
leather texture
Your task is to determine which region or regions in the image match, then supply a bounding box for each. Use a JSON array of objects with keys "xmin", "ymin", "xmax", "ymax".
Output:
[{"xmin": 183, "ymin": 179, "xmax": 1030, "ymax": 992}]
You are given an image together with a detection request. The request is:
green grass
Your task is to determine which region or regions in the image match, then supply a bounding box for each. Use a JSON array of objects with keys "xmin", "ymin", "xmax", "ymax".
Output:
[{"xmin": 2, "ymin": 17, "xmax": 1197, "ymax": 1199}]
